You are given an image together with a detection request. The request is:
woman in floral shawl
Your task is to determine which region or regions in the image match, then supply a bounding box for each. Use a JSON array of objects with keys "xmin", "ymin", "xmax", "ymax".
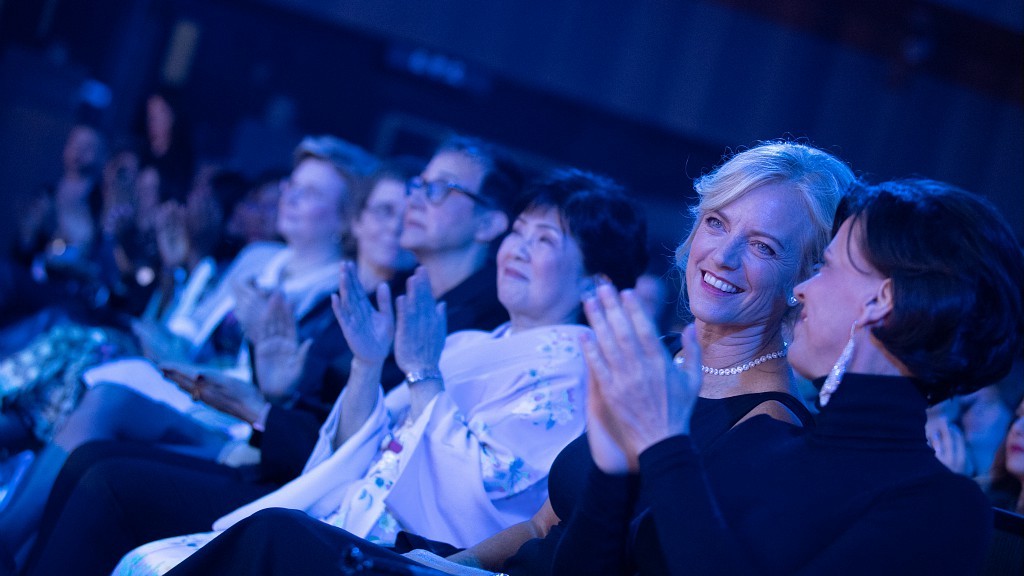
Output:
[{"xmin": 114, "ymin": 168, "xmax": 649, "ymax": 575}]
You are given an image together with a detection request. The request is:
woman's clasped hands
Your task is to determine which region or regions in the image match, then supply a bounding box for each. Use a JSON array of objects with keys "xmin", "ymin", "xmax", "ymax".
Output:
[{"xmin": 581, "ymin": 284, "xmax": 702, "ymax": 474}]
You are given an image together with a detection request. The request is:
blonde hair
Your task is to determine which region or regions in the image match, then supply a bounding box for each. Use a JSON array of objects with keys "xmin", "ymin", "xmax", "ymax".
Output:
[{"xmin": 675, "ymin": 141, "xmax": 855, "ymax": 314}]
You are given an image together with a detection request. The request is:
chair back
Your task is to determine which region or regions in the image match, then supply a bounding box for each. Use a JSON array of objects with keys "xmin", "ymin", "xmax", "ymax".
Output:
[{"xmin": 983, "ymin": 507, "xmax": 1024, "ymax": 575}]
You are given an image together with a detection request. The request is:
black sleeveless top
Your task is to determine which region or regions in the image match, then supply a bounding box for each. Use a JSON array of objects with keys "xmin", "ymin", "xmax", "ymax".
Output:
[{"xmin": 505, "ymin": 392, "xmax": 813, "ymax": 576}]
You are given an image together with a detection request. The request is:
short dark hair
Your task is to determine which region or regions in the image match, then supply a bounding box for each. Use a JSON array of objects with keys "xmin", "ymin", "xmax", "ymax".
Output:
[
  {"xmin": 837, "ymin": 179, "xmax": 1024, "ymax": 403},
  {"xmin": 514, "ymin": 168, "xmax": 649, "ymax": 290},
  {"xmin": 435, "ymin": 134, "xmax": 525, "ymax": 218}
]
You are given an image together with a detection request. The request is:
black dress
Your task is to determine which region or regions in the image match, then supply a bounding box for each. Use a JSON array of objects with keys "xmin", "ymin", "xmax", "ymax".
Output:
[
  {"xmin": 503, "ymin": 391, "xmax": 813, "ymax": 576},
  {"xmin": 553, "ymin": 374, "xmax": 993, "ymax": 575}
]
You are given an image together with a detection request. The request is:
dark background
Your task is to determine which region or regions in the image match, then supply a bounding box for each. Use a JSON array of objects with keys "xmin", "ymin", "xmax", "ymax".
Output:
[{"xmin": 1, "ymin": 0, "xmax": 1021, "ymax": 271}]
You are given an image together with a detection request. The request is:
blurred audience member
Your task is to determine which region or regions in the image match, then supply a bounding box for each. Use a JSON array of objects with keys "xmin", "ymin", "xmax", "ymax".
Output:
[
  {"xmin": 7, "ymin": 125, "xmax": 108, "ymax": 318},
  {"xmin": 137, "ymin": 87, "xmax": 195, "ymax": 200},
  {"xmin": 927, "ymin": 385, "xmax": 1014, "ymax": 479},
  {"xmin": 13, "ymin": 124, "xmax": 106, "ymax": 269},
  {"xmin": 223, "ymin": 170, "xmax": 286, "ymax": 256},
  {"xmin": 984, "ymin": 396, "xmax": 1024, "ymax": 514}
]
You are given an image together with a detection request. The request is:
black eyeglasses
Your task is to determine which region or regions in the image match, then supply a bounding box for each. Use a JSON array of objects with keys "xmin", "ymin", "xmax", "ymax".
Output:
[{"xmin": 406, "ymin": 176, "xmax": 496, "ymax": 208}]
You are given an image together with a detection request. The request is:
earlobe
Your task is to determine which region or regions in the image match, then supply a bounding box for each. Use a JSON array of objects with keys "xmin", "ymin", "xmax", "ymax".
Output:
[
  {"xmin": 860, "ymin": 279, "xmax": 894, "ymax": 325},
  {"xmin": 474, "ymin": 211, "xmax": 510, "ymax": 243}
]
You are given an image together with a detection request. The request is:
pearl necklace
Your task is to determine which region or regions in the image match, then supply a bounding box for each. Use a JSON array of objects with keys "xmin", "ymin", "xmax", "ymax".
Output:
[{"xmin": 674, "ymin": 345, "xmax": 788, "ymax": 376}]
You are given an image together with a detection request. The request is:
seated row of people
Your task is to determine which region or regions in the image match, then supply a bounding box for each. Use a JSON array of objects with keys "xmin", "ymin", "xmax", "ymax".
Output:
[
  {"xmin": 1, "ymin": 132, "xmax": 559, "ymax": 574},
  {"xmin": 0, "ymin": 130, "xmax": 1021, "ymax": 576},
  {"xmin": 166, "ymin": 145, "xmax": 1023, "ymax": 576},
  {"xmin": 0, "ymin": 134, "xmax": 382, "ymax": 568},
  {"xmin": 0, "ymin": 148, "xmax": 271, "ymax": 493},
  {"xmin": 153, "ymin": 155, "xmax": 1023, "ymax": 576},
  {"xmin": 3, "ymin": 122, "xmax": 212, "ymax": 333}
]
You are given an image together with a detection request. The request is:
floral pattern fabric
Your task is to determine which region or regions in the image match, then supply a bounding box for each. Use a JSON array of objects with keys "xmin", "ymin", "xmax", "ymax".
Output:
[
  {"xmin": 320, "ymin": 417, "xmax": 422, "ymax": 545},
  {"xmin": 112, "ymin": 323, "xmax": 591, "ymax": 575}
]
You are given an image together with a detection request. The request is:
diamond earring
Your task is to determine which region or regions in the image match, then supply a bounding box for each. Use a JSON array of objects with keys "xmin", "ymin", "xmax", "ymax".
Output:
[{"xmin": 819, "ymin": 321, "xmax": 858, "ymax": 407}]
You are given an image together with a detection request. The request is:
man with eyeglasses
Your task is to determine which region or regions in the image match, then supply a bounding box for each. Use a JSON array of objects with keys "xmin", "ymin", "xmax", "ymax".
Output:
[
  {"xmin": 395, "ymin": 135, "xmax": 521, "ymax": 337},
  {"xmin": 366, "ymin": 135, "xmax": 520, "ymax": 391}
]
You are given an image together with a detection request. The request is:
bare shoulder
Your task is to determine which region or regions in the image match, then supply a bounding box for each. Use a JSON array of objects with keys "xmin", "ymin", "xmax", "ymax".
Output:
[{"xmin": 735, "ymin": 400, "xmax": 805, "ymax": 428}]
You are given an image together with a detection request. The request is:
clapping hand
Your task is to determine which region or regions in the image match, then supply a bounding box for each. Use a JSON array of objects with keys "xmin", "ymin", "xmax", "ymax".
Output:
[
  {"xmin": 926, "ymin": 401, "xmax": 972, "ymax": 476},
  {"xmin": 232, "ymin": 276, "xmax": 273, "ymax": 342},
  {"xmin": 331, "ymin": 261, "xmax": 394, "ymax": 365},
  {"xmin": 162, "ymin": 363, "xmax": 266, "ymax": 424},
  {"xmin": 154, "ymin": 201, "xmax": 189, "ymax": 270},
  {"xmin": 132, "ymin": 318, "xmax": 191, "ymax": 362},
  {"xmin": 253, "ymin": 291, "xmax": 312, "ymax": 400},
  {"xmin": 330, "ymin": 261, "xmax": 397, "ymax": 444},
  {"xmin": 394, "ymin": 267, "xmax": 447, "ymax": 378},
  {"xmin": 581, "ymin": 284, "xmax": 702, "ymax": 473}
]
